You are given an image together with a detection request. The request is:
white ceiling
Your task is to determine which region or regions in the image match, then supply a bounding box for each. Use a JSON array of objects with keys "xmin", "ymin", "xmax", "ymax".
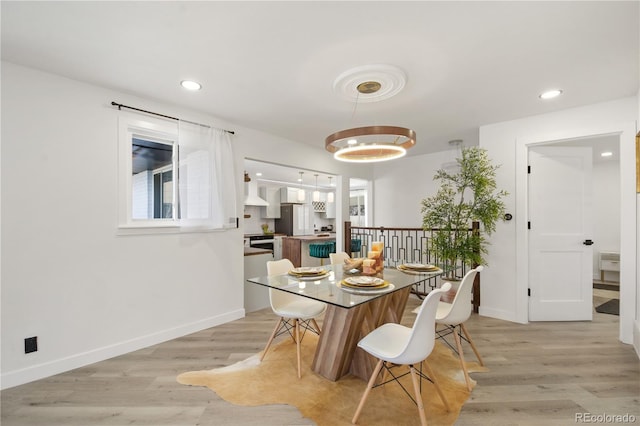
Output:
[{"xmin": 2, "ymin": 1, "xmax": 637, "ymax": 163}]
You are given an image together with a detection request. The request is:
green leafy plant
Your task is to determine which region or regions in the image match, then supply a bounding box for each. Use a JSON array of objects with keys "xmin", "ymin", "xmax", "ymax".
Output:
[{"xmin": 421, "ymin": 147, "xmax": 507, "ymax": 276}]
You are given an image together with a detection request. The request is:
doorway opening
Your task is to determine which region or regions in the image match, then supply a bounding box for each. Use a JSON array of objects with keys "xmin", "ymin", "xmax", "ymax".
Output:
[
  {"xmin": 528, "ymin": 135, "xmax": 620, "ymax": 322},
  {"xmin": 349, "ymin": 178, "xmax": 369, "ymax": 227},
  {"xmin": 550, "ymin": 135, "xmax": 621, "ymax": 318}
]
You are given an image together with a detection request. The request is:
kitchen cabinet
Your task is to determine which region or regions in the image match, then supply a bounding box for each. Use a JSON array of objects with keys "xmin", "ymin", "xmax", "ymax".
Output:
[
  {"xmin": 325, "ymin": 199, "xmax": 336, "ymax": 218},
  {"xmin": 280, "ymin": 187, "xmax": 305, "ymax": 203},
  {"xmin": 260, "ymin": 186, "xmax": 281, "ymax": 218},
  {"xmin": 244, "ymin": 249, "xmax": 272, "ymax": 312},
  {"xmin": 312, "ymin": 200, "xmax": 326, "ymax": 213}
]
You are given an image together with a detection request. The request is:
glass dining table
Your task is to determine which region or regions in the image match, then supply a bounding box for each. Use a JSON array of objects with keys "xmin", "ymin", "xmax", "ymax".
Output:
[{"xmin": 246, "ymin": 264, "xmax": 444, "ymax": 381}]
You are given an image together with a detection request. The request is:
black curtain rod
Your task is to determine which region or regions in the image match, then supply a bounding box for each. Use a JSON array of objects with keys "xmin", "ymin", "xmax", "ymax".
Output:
[{"xmin": 111, "ymin": 101, "xmax": 235, "ymax": 135}]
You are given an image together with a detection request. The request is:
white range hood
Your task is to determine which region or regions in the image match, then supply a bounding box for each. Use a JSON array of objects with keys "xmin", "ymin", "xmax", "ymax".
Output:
[{"xmin": 244, "ymin": 180, "xmax": 269, "ymax": 206}]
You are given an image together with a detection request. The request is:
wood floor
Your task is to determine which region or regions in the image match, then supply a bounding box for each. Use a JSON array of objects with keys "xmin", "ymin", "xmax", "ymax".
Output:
[{"xmin": 2, "ymin": 292, "xmax": 638, "ymax": 426}]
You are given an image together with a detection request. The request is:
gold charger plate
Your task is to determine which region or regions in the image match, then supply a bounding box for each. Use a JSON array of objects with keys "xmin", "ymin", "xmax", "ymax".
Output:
[
  {"xmin": 338, "ymin": 281, "xmax": 395, "ymax": 295},
  {"xmin": 343, "ymin": 276, "xmax": 385, "ymax": 287},
  {"xmin": 398, "ymin": 264, "xmax": 442, "ymax": 273},
  {"xmin": 288, "ymin": 267, "xmax": 327, "ymax": 277}
]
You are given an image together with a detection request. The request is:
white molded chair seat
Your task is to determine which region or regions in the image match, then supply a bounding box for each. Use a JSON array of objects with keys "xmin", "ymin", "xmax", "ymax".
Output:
[
  {"xmin": 272, "ymin": 297, "xmax": 327, "ymax": 319},
  {"xmin": 329, "ymin": 251, "xmax": 350, "ymax": 265},
  {"xmin": 352, "ymin": 283, "xmax": 452, "ymax": 426},
  {"xmin": 260, "ymin": 259, "xmax": 327, "ymax": 378},
  {"xmin": 435, "ymin": 265, "xmax": 484, "ymax": 391}
]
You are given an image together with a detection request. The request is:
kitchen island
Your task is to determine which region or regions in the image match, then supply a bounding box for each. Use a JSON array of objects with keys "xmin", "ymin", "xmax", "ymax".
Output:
[{"xmin": 282, "ymin": 234, "xmax": 336, "ymax": 267}]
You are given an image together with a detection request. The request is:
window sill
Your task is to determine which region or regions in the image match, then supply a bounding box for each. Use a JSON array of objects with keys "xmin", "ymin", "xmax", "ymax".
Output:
[
  {"xmin": 117, "ymin": 223, "xmax": 228, "ymax": 236},
  {"xmin": 117, "ymin": 223, "xmax": 179, "ymax": 236}
]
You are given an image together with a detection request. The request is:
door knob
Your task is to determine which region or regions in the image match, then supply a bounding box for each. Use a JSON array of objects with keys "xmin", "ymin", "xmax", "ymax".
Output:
[{"xmin": 583, "ymin": 239, "xmax": 594, "ymax": 246}]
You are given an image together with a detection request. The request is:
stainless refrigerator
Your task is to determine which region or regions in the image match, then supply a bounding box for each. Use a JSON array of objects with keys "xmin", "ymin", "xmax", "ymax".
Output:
[{"xmin": 275, "ymin": 204, "xmax": 313, "ymax": 236}]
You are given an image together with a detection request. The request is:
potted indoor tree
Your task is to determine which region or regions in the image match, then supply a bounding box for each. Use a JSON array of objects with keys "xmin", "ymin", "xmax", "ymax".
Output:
[{"xmin": 421, "ymin": 146, "xmax": 507, "ymax": 279}]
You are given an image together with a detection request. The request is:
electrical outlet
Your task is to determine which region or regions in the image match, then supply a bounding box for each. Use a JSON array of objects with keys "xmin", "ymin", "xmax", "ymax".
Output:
[{"xmin": 24, "ymin": 336, "xmax": 38, "ymax": 354}]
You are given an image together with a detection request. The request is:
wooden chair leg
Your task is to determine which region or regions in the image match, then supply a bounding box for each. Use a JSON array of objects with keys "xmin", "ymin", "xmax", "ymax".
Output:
[
  {"xmin": 460, "ymin": 323, "xmax": 484, "ymax": 366},
  {"xmin": 311, "ymin": 318, "xmax": 322, "ymax": 334},
  {"xmin": 422, "ymin": 360, "xmax": 450, "ymax": 412},
  {"xmin": 352, "ymin": 359, "xmax": 384, "ymax": 424},
  {"xmin": 409, "ymin": 366, "xmax": 428, "ymax": 426},
  {"xmin": 260, "ymin": 317, "xmax": 283, "ymax": 361},
  {"xmin": 295, "ymin": 319, "xmax": 302, "ymax": 379},
  {"xmin": 454, "ymin": 326, "xmax": 472, "ymax": 391},
  {"xmin": 380, "ymin": 363, "xmax": 390, "ymax": 385}
]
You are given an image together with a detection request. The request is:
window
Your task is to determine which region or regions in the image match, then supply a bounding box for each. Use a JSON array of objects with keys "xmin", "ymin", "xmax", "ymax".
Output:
[
  {"xmin": 131, "ymin": 137, "xmax": 175, "ymax": 220},
  {"xmin": 119, "ymin": 113, "xmax": 179, "ymax": 229},
  {"xmin": 118, "ymin": 112, "xmax": 238, "ymax": 232}
]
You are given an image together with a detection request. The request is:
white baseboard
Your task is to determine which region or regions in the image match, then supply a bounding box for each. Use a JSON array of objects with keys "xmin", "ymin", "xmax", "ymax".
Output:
[
  {"xmin": 0, "ymin": 309, "xmax": 245, "ymax": 390},
  {"xmin": 634, "ymin": 319, "xmax": 640, "ymax": 360}
]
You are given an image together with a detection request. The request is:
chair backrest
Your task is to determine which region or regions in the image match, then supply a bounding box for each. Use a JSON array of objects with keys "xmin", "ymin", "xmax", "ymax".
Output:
[
  {"xmin": 439, "ymin": 266, "xmax": 483, "ymax": 325},
  {"xmin": 266, "ymin": 258, "xmax": 296, "ymax": 309},
  {"xmin": 393, "ymin": 283, "xmax": 451, "ymax": 365},
  {"xmin": 330, "ymin": 251, "xmax": 350, "ymax": 265}
]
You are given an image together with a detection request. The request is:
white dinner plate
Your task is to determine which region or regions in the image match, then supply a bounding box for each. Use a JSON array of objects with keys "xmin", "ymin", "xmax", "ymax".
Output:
[
  {"xmin": 344, "ymin": 276, "xmax": 385, "ymax": 287},
  {"xmin": 289, "ymin": 266, "xmax": 325, "ymax": 275}
]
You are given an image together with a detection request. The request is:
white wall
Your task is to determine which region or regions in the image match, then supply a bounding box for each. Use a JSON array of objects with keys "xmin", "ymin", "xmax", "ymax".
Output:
[
  {"xmin": 479, "ymin": 97, "xmax": 637, "ymax": 344},
  {"xmin": 0, "ymin": 62, "xmax": 375, "ymax": 388},
  {"xmin": 592, "ymin": 160, "xmax": 621, "ymax": 280},
  {"xmin": 372, "ymin": 150, "xmax": 453, "ymax": 227},
  {"xmin": 636, "ymin": 86, "xmax": 640, "ymax": 357},
  {"xmin": 0, "ymin": 62, "xmax": 245, "ymax": 388},
  {"xmin": 372, "ymin": 97, "xmax": 637, "ymax": 345}
]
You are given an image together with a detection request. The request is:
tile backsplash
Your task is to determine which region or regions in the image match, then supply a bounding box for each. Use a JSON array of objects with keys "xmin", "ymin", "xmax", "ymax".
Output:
[{"xmin": 244, "ymin": 205, "xmax": 273, "ymax": 234}]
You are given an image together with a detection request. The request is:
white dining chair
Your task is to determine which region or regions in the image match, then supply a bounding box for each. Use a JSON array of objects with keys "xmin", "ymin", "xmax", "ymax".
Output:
[
  {"xmin": 352, "ymin": 283, "xmax": 452, "ymax": 426},
  {"xmin": 435, "ymin": 265, "xmax": 484, "ymax": 391},
  {"xmin": 329, "ymin": 251, "xmax": 350, "ymax": 265},
  {"xmin": 260, "ymin": 258, "xmax": 327, "ymax": 378}
]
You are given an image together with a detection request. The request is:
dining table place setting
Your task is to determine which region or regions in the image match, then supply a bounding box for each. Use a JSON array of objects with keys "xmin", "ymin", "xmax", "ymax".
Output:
[
  {"xmin": 337, "ymin": 275, "xmax": 395, "ymax": 295},
  {"xmin": 287, "ymin": 266, "xmax": 330, "ymax": 280},
  {"xmin": 397, "ymin": 262, "xmax": 443, "ymax": 275}
]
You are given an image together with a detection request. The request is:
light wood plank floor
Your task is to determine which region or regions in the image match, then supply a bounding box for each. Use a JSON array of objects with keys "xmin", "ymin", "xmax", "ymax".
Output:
[{"xmin": 2, "ymin": 294, "xmax": 638, "ymax": 426}]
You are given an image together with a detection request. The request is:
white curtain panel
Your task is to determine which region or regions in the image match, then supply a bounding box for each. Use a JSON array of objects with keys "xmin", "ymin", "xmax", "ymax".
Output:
[
  {"xmin": 178, "ymin": 121, "xmax": 237, "ymax": 229},
  {"xmin": 212, "ymin": 129, "xmax": 238, "ymax": 229}
]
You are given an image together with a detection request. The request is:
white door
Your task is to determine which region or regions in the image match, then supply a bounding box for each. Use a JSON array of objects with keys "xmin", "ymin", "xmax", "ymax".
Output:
[{"xmin": 528, "ymin": 146, "xmax": 593, "ymax": 321}]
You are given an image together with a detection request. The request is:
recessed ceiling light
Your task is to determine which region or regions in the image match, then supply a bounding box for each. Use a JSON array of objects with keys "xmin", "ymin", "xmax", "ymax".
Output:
[
  {"xmin": 180, "ymin": 80, "xmax": 202, "ymax": 91},
  {"xmin": 601, "ymin": 151, "xmax": 613, "ymax": 157},
  {"xmin": 256, "ymin": 172, "xmax": 262, "ymax": 176},
  {"xmin": 539, "ymin": 89, "xmax": 562, "ymax": 100}
]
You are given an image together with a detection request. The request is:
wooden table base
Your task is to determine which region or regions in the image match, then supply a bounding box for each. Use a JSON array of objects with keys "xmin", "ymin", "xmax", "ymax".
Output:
[{"xmin": 311, "ymin": 286, "xmax": 412, "ymax": 381}]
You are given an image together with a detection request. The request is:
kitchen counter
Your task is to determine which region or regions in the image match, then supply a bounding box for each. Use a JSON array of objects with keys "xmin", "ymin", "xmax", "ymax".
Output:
[
  {"xmin": 244, "ymin": 247, "xmax": 273, "ymax": 256},
  {"xmin": 244, "ymin": 233, "xmax": 286, "ymax": 238},
  {"xmin": 283, "ymin": 233, "xmax": 336, "ymax": 241},
  {"xmin": 243, "ymin": 249, "xmax": 272, "ymax": 313}
]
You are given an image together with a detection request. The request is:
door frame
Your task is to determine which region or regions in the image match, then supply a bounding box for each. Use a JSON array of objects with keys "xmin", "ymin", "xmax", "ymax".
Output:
[{"xmin": 514, "ymin": 122, "xmax": 636, "ymax": 344}]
